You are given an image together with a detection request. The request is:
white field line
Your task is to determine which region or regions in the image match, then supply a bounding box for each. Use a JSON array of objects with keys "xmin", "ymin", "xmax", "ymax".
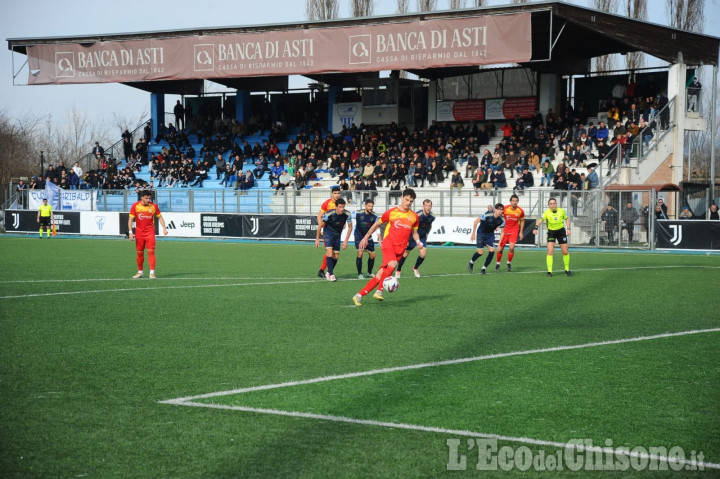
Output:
[
  {"xmin": 0, "ymin": 279, "xmax": 321, "ymax": 299},
  {"xmin": 2, "ymin": 265, "xmax": 719, "ymax": 300},
  {"xmin": 161, "ymin": 327, "xmax": 720, "ymax": 402},
  {"xmin": 0, "ymin": 277, "xmax": 316, "ymax": 284},
  {"xmin": 160, "ymin": 327, "xmax": 720, "ymax": 470},
  {"xmin": 160, "ymin": 403, "xmax": 720, "ymax": 470}
]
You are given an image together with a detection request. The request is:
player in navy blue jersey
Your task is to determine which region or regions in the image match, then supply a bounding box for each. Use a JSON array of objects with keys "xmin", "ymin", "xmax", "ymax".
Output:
[
  {"xmin": 315, "ymin": 198, "xmax": 352, "ymax": 281},
  {"xmin": 396, "ymin": 199, "xmax": 435, "ymax": 278},
  {"xmin": 468, "ymin": 203, "xmax": 505, "ymax": 275},
  {"xmin": 354, "ymin": 198, "xmax": 382, "ymax": 279}
]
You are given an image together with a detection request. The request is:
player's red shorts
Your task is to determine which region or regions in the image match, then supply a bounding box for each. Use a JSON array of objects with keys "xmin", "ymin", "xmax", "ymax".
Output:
[
  {"xmin": 498, "ymin": 230, "xmax": 520, "ymax": 249},
  {"xmin": 135, "ymin": 235, "xmax": 156, "ymax": 251},
  {"xmin": 380, "ymin": 244, "xmax": 405, "ymax": 268}
]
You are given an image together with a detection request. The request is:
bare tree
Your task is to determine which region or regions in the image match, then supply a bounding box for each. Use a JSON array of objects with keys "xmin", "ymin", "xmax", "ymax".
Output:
[
  {"xmin": 449, "ymin": 0, "xmax": 467, "ymax": 8},
  {"xmin": 34, "ymin": 108, "xmax": 113, "ymax": 174},
  {"xmin": 0, "ymin": 112, "xmax": 43, "ymax": 198},
  {"xmin": 666, "ymin": 0, "xmax": 705, "ymax": 32},
  {"xmin": 417, "ymin": 0, "xmax": 437, "ymax": 11},
  {"xmin": 111, "ymin": 110, "xmax": 149, "ymax": 137},
  {"xmin": 351, "ymin": 0, "xmax": 374, "ymax": 17},
  {"xmin": 625, "ymin": 0, "xmax": 647, "ymax": 71},
  {"xmin": 397, "ymin": 0, "xmax": 409, "ymax": 13},
  {"xmin": 306, "ymin": 0, "xmax": 339, "ymax": 21},
  {"xmin": 472, "ymin": 0, "xmax": 485, "ymax": 5},
  {"xmin": 592, "ymin": 0, "xmax": 619, "ymax": 74}
]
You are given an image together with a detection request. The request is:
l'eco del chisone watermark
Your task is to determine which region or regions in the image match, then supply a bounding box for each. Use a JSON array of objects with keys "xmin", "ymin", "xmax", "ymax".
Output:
[{"xmin": 446, "ymin": 438, "xmax": 709, "ymax": 472}]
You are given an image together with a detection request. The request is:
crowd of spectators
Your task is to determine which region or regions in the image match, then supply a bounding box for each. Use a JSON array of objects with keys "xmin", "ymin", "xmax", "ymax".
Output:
[{"xmin": 25, "ymin": 81, "xmax": 673, "ymax": 195}]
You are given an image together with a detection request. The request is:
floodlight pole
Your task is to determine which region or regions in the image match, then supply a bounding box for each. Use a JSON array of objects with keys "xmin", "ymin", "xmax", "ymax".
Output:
[
  {"xmin": 711, "ymin": 64, "xmax": 717, "ymax": 202},
  {"xmin": 40, "ymin": 151, "xmax": 45, "ymax": 178}
]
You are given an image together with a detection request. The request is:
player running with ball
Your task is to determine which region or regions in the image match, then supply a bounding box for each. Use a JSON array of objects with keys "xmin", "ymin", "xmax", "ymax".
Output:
[{"xmin": 353, "ymin": 189, "xmax": 420, "ymax": 306}]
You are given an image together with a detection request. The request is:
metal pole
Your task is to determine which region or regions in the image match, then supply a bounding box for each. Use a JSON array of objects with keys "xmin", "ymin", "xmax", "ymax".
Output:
[
  {"xmin": 40, "ymin": 151, "xmax": 45, "ymax": 178},
  {"xmin": 711, "ymin": 64, "xmax": 717, "ymax": 202}
]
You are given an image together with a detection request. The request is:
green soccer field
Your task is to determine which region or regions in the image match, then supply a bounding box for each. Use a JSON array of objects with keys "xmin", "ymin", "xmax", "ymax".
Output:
[{"xmin": 1, "ymin": 235, "xmax": 719, "ymax": 477}]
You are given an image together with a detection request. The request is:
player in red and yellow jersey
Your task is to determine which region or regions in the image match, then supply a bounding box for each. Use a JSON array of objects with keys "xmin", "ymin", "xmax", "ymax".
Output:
[
  {"xmin": 353, "ymin": 188, "xmax": 420, "ymax": 306},
  {"xmin": 128, "ymin": 190, "xmax": 168, "ymax": 279},
  {"xmin": 496, "ymin": 193, "xmax": 525, "ymax": 272},
  {"xmin": 316, "ymin": 185, "xmax": 342, "ymax": 278}
]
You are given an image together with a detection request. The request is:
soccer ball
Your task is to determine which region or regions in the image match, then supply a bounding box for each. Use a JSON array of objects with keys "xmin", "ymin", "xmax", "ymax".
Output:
[{"xmin": 382, "ymin": 276, "xmax": 399, "ymax": 293}]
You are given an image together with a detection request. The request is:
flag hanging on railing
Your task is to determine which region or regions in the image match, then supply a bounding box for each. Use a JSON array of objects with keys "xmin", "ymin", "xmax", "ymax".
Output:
[{"xmin": 44, "ymin": 181, "xmax": 61, "ymax": 209}]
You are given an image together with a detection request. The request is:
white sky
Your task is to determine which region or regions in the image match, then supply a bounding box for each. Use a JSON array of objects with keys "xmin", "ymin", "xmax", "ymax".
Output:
[{"xmin": 2, "ymin": 0, "xmax": 719, "ymax": 127}]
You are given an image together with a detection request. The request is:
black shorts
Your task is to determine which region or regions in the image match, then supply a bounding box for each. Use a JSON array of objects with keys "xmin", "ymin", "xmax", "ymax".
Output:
[
  {"xmin": 355, "ymin": 238, "xmax": 375, "ymax": 252},
  {"xmin": 39, "ymin": 217, "xmax": 51, "ymax": 227},
  {"xmin": 547, "ymin": 228, "xmax": 568, "ymax": 244}
]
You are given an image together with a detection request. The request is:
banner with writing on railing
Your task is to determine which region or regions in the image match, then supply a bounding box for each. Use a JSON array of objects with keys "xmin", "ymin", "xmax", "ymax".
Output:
[{"xmin": 28, "ymin": 190, "xmax": 96, "ymax": 211}]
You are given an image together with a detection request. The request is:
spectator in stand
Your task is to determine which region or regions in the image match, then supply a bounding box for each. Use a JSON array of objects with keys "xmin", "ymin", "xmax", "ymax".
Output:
[
  {"xmin": 528, "ymin": 150, "xmax": 541, "ymax": 172},
  {"xmin": 413, "ymin": 161, "xmax": 426, "ymax": 188},
  {"xmin": 442, "ymin": 151, "xmax": 455, "ymax": 179},
  {"xmin": 613, "ymin": 121, "xmax": 626, "ymax": 139},
  {"xmin": 621, "ymin": 202, "xmax": 640, "ymax": 242},
  {"xmin": 655, "ymin": 204, "xmax": 668, "ymax": 220},
  {"xmin": 707, "ymin": 204, "xmax": 719, "ymax": 220},
  {"xmin": 472, "ymin": 167, "xmax": 487, "ymax": 196},
  {"xmin": 253, "ymin": 153, "xmax": 269, "ymax": 179},
  {"xmin": 601, "ymin": 204, "xmax": 619, "ymax": 245},
  {"xmin": 596, "ymin": 138, "xmax": 611, "ymax": 164},
  {"xmin": 68, "ymin": 169, "xmax": 80, "ymax": 190},
  {"xmin": 92, "ymin": 141, "xmax": 104, "ymax": 160},
  {"xmin": 269, "ymin": 159, "xmax": 285, "ymax": 189},
  {"xmin": 154, "ymin": 123, "xmax": 167, "ymax": 144},
  {"xmin": 491, "ymin": 168, "xmax": 507, "ymax": 189},
  {"xmin": 626, "ymin": 103, "xmax": 641, "ymax": 127},
  {"xmin": 540, "ymin": 159, "xmax": 554, "ymax": 186},
  {"xmin": 214, "ymin": 154, "xmax": 226, "ymax": 181},
  {"xmin": 504, "ymin": 148, "xmax": 519, "ymax": 179},
  {"xmin": 514, "ymin": 166, "xmax": 534, "ymax": 192},
  {"xmin": 596, "ymin": 121, "xmax": 609, "ymax": 146},
  {"xmin": 220, "ymin": 163, "xmax": 233, "ymax": 187},
  {"xmin": 587, "ymin": 122, "xmax": 597, "ymax": 146},
  {"xmin": 143, "ymin": 121, "xmax": 152, "ymax": 143},
  {"xmin": 119, "ymin": 129, "xmax": 131, "ymax": 161},
  {"xmin": 174, "ymin": 100, "xmax": 185, "ymax": 131},
  {"xmin": 191, "ymin": 164, "xmax": 207, "ymax": 187},
  {"xmin": 687, "ymin": 76, "xmax": 702, "ymax": 113},
  {"xmin": 428, "ymin": 159, "xmax": 443, "ymax": 186},
  {"xmin": 679, "ymin": 206, "xmax": 693, "ymax": 219},
  {"xmin": 236, "ymin": 170, "xmax": 255, "ymax": 192},
  {"xmin": 586, "ymin": 166, "xmax": 599, "ymax": 189},
  {"xmin": 72, "ymin": 161, "xmax": 83, "ymax": 179},
  {"xmin": 465, "ymin": 151, "xmax": 479, "ymax": 179},
  {"xmin": 44, "ymin": 164, "xmax": 57, "ymax": 183},
  {"xmin": 450, "ymin": 170, "xmax": 464, "ymax": 196},
  {"xmin": 567, "ymin": 168, "xmax": 582, "ymax": 191}
]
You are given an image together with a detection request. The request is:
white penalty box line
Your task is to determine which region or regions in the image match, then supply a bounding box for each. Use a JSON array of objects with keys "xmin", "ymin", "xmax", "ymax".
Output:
[
  {"xmin": 2, "ymin": 265, "xmax": 719, "ymax": 300},
  {"xmin": 160, "ymin": 327, "xmax": 720, "ymax": 470}
]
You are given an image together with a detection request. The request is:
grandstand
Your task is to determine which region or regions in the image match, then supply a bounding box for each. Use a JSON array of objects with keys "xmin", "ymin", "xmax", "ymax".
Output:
[{"xmin": 5, "ymin": 0, "xmax": 719, "ymax": 250}]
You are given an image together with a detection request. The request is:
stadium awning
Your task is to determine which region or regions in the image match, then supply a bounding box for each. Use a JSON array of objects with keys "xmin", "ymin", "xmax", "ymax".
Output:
[{"xmin": 7, "ymin": 1, "xmax": 719, "ymax": 91}]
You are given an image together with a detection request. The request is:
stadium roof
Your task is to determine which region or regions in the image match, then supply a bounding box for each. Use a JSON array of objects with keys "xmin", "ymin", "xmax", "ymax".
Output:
[{"xmin": 7, "ymin": 1, "xmax": 719, "ymax": 94}]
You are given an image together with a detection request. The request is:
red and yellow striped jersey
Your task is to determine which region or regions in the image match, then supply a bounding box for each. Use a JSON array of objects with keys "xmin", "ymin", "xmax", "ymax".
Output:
[
  {"xmin": 380, "ymin": 207, "xmax": 419, "ymax": 254},
  {"xmin": 502, "ymin": 205, "xmax": 525, "ymax": 233}
]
